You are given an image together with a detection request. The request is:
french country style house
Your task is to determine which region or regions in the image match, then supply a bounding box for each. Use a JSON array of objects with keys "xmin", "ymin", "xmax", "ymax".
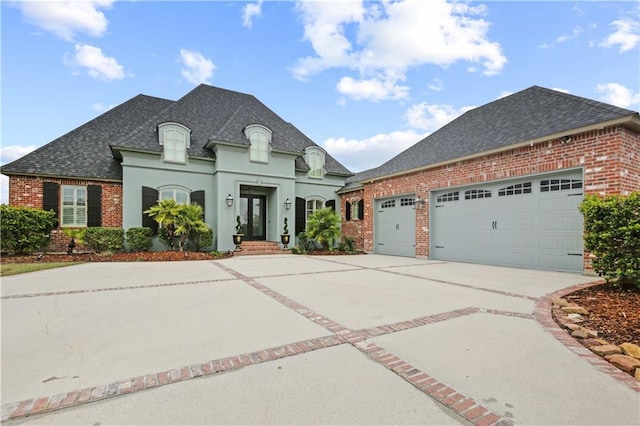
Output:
[{"xmin": 2, "ymin": 84, "xmax": 352, "ymax": 252}]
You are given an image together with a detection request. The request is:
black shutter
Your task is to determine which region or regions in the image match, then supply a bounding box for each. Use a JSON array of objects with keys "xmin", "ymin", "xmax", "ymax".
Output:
[
  {"xmin": 295, "ymin": 197, "xmax": 306, "ymax": 235},
  {"xmin": 191, "ymin": 190, "xmax": 205, "ymax": 217},
  {"xmin": 325, "ymin": 199, "xmax": 335, "ymax": 211},
  {"xmin": 43, "ymin": 182, "xmax": 59, "ymax": 227},
  {"xmin": 345, "ymin": 201, "xmax": 351, "ymax": 221},
  {"xmin": 87, "ymin": 185, "xmax": 102, "ymax": 227},
  {"xmin": 358, "ymin": 199, "xmax": 364, "ymax": 220},
  {"xmin": 142, "ymin": 186, "xmax": 159, "ymax": 234}
]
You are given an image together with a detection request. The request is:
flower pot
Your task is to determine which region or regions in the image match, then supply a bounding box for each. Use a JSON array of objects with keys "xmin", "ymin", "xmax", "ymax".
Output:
[
  {"xmin": 281, "ymin": 234, "xmax": 290, "ymax": 249},
  {"xmin": 233, "ymin": 234, "xmax": 244, "ymax": 250}
]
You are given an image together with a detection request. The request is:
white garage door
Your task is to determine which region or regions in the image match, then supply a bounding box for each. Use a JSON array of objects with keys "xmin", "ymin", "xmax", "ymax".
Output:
[
  {"xmin": 374, "ymin": 196, "xmax": 416, "ymax": 257},
  {"xmin": 430, "ymin": 170, "xmax": 584, "ymax": 272}
]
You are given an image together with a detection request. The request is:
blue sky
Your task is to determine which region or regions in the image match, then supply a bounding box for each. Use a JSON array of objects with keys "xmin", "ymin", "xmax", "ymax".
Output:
[{"xmin": 2, "ymin": 0, "xmax": 639, "ymax": 204}]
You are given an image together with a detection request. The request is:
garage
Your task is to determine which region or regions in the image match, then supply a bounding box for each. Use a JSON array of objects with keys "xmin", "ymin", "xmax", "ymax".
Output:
[
  {"xmin": 430, "ymin": 170, "xmax": 584, "ymax": 272},
  {"xmin": 374, "ymin": 196, "xmax": 416, "ymax": 257}
]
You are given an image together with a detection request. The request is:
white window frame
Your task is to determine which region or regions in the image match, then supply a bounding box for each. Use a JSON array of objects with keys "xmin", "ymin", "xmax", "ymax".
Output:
[
  {"xmin": 159, "ymin": 186, "xmax": 190, "ymax": 204},
  {"xmin": 306, "ymin": 198, "xmax": 324, "ymax": 223},
  {"xmin": 305, "ymin": 147, "xmax": 325, "ymax": 179},
  {"xmin": 61, "ymin": 185, "xmax": 87, "ymax": 227},
  {"xmin": 245, "ymin": 124, "xmax": 272, "ymax": 163},
  {"xmin": 159, "ymin": 123, "xmax": 191, "ymax": 164}
]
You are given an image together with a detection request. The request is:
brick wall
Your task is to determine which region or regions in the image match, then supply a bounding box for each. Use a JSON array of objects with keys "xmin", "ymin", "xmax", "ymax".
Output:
[
  {"xmin": 341, "ymin": 190, "xmax": 365, "ymax": 250},
  {"xmin": 7, "ymin": 175, "xmax": 123, "ymax": 252},
  {"xmin": 342, "ymin": 126, "xmax": 638, "ymax": 270}
]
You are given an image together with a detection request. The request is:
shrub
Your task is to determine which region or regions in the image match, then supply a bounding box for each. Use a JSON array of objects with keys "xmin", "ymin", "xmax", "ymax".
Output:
[
  {"xmin": 189, "ymin": 227, "xmax": 214, "ymax": 252},
  {"xmin": 579, "ymin": 192, "xmax": 640, "ymax": 289},
  {"xmin": 84, "ymin": 227, "xmax": 125, "ymax": 254},
  {"xmin": 306, "ymin": 207, "xmax": 341, "ymax": 250},
  {"xmin": 126, "ymin": 227, "xmax": 153, "ymax": 252},
  {"xmin": 338, "ymin": 236, "xmax": 357, "ymax": 254},
  {"xmin": 0, "ymin": 205, "xmax": 57, "ymax": 255}
]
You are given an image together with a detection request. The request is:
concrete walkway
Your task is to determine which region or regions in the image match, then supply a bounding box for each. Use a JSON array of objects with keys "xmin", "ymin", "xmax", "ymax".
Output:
[{"xmin": 1, "ymin": 255, "xmax": 638, "ymax": 425}]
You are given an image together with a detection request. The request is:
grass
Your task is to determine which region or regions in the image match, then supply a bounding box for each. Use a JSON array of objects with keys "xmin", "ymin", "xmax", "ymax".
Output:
[{"xmin": 0, "ymin": 262, "xmax": 82, "ymax": 277}]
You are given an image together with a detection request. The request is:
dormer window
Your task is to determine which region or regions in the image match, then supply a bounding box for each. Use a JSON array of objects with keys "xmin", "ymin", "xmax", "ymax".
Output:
[
  {"xmin": 245, "ymin": 124, "xmax": 271, "ymax": 163},
  {"xmin": 159, "ymin": 122, "xmax": 191, "ymax": 164},
  {"xmin": 305, "ymin": 147, "xmax": 325, "ymax": 179}
]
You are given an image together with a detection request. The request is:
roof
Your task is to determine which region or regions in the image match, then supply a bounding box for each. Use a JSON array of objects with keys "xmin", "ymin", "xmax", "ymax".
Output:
[
  {"xmin": 2, "ymin": 84, "xmax": 352, "ymax": 180},
  {"xmin": 1, "ymin": 95, "xmax": 173, "ymax": 180},
  {"xmin": 345, "ymin": 86, "xmax": 639, "ymax": 187}
]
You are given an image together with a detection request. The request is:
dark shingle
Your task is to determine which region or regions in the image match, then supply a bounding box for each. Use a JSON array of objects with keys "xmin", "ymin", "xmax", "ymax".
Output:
[{"xmin": 348, "ymin": 86, "xmax": 637, "ymax": 184}]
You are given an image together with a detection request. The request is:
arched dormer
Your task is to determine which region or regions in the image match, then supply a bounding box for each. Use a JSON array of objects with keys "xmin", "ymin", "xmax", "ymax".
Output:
[
  {"xmin": 304, "ymin": 146, "xmax": 325, "ymax": 179},
  {"xmin": 158, "ymin": 122, "xmax": 191, "ymax": 164},
  {"xmin": 244, "ymin": 124, "xmax": 272, "ymax": 163}
]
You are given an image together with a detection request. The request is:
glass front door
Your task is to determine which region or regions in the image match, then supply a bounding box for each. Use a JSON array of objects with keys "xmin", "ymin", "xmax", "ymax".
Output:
[{"xmin": 239, "ymin": 194, "xmax": 266, "ymax": 240}]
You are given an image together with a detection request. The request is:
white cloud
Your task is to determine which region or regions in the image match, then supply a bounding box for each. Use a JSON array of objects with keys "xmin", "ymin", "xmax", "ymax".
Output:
[
  {"xmin": 556, "ymin": 27, "xmax": 583, "ymax": 44},
  {"xmin": 596, "ymin": 83, "xmax": 640, "ymax": 108},
  {"xmin": 293, "ymin": 0, "xmax": 506, "ymax": 100},
  {"xmin": 17, "ymin": 0, "xmax": 113, "ymax": 41},
  {"xmin": 405, "ymin": 102, "xmax": 474, "ymax": 131},
  {"xmin": 93, "ymin": 102, "xmax": 116, "ymax": 112},
  {"xmin": 1, "ymin": 175, "xmax": 8, "ymax": 205},
  {"xmin": 336, "ymin": 75, "xmax": 409, "ymax": 101},
  {"xmin": 600, "ymin": 18, "xmax": 640, "ymax": 52},
  {"xmin": 64, "ymin": 43, "xmax": 125, "ymax": 81},
  {"xmin": 323, "ymin": 130, "xmax": 425, "ymax": 172},
  {"xmin": 180, "ymin": 49, "xmax": 216, "ymax": 85},
  {"xmin": 242, "ymin": 0, "xmax": 263, "ymax": 28}
]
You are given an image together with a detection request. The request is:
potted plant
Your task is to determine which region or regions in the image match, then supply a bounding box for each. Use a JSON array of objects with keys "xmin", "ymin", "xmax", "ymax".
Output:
[
  {"xmin": 233, "ymin": 215, "xmax": 244, "ymax": 250},
  {"xmin": 280, "ymin": 217, "xmax": 290, "ymax": 249}
]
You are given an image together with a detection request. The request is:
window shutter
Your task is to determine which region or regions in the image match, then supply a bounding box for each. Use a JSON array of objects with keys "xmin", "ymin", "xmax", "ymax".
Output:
[
  {"xmin": 142, "ymin": 186, "xmax": 159, "ymax": 235},
  {"xmin": 43, "ymin": 182, "xmax": 59, "ymax": 227},
  {"xmin": 295, "ymin": 197, "xmax": 306, "ymax": 235},
  {"xmin": 87, "ymin": 185, "xmax": 102, "ymax": 227},
  {"xmin": 325, "ymin": 199, "xmax": 335, "ymax": 211},
  {"xmin": 191, "ymin": 190, "xmax": 205, "ymax": 217},
  {"xmin": 358, "ymin": 199, "xmax": 364, "ymax": 220},
  {"xmin": 345, "ymin": 201, "xmax": 351, "ymax": 221}
]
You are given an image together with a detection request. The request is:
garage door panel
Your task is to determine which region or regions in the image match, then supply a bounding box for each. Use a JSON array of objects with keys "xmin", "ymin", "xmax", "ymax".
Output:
[
  {"xmin": 374, "ymin": 197, "xmax": 416, "ymax": 257},
  {"xmin": 431, "ymin": 171, "xmax": 584, "ymax": 272}
]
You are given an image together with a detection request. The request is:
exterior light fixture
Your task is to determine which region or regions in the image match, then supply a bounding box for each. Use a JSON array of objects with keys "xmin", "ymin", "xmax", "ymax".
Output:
[
  {"xmin": 414, "ymin": 196, "xmax": 425, "ymax": 210},
  {"xmin": 226, "ymin": 194, "xmax": 234, "ymax": 207},
  {"xmin": 284, "ymin": 198, "xmax": 292, "ymax": 210}
]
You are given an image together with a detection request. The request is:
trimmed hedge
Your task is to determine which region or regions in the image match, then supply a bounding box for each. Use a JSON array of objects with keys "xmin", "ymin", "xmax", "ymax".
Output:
[
  {"xmin": 126, "ymin": 227, "xmax": 153, "ymax": 252},
  {"xmin": 0, "ymin": 205, "xmax": 57, "ymax": 255},
  {"xmin": 189, "ymin": 228, "xmax": 214, "ymax": 252},
  {"xmin": 84, "ymin": 227, "xmax": 125, "ymax": 254},
  {"xmin": 580, "ymin": 192, "xmax": 640, "ymax": 289}
]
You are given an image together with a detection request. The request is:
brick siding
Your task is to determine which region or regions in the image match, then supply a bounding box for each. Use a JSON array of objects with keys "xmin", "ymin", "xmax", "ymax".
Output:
[
  {"xmin": 341, "ymin": 126, "xmax": 640, "ymax": 271},
  {"xmin": 7, "ymin": 176, "xmax": 123, "ymax": 252}
]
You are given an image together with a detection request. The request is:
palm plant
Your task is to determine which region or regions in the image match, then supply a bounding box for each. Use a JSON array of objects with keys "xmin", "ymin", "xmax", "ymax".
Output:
[
  {"xmin": 144, "ymin": 199, "xmax": 182, "ymax": 250},
  {"xmin": 306, "ymin": 207, "xmax": 341, "ymax": 250},
  {"xmin": 173, "ymin": 203, "xmax": 210, "ymax": 252}
]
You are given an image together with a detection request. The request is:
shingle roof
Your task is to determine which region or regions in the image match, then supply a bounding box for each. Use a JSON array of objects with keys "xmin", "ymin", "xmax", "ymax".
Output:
[
  {"xmin": 1, "ymin": 95, "xmax": 174, "ymax": 180},
  {"xmin": 346, "ymin": 86, "xmax": 638, "ymax": 185},
  {"xmin": 2, "ymin": 84, "xmax": 352, "ymax": 180}
]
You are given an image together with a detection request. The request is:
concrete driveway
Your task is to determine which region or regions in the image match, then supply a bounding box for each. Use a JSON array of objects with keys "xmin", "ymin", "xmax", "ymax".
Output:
[{"xmin": 1, "ymin": 255, "xmax": 638, "ymax": 425}]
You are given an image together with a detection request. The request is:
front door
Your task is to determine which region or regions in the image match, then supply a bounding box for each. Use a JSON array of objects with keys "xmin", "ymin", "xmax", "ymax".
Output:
[{"xmin": 239, "ymin": 194, "xmax": 266, "ymax": 240}]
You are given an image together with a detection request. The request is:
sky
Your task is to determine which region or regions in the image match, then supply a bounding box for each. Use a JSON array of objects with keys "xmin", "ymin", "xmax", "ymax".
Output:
[{"xmin": 1, "ymin": 0, "xmax": 639, "ymax": 204}]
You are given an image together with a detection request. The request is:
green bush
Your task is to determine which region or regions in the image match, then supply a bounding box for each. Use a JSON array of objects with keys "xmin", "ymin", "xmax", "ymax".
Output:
[
  {"xmin": 338, "ymin": 236, "xmax": 357, "ymax": 254},
  {"xmin": 189, "ymin": 227, "xmax": 214, "ymax": 252},
  {"xmin": 579, "ymin": 192, "xmax": 640, "ymax": 289},
  {"xmin": 0, "ymin": 205, "xmax": 57, "ymax": 255},
  {"xmin": 84, "ymin": 227, "xmax": 125, "ymax": 254},
  {"xmin": 126, "ymin": 227, "xmax": 153, "ymax": 252},
  {"xmin": 305, "ymin": 207, "xmax": 341, "ymax": 250}
]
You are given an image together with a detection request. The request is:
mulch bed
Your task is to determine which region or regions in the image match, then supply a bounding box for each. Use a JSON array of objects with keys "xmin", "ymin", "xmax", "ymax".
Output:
[
  {"xmin": 564, "ymin": 283, "xmax": 640, "ymax": 346},
  {"xmin": 0, "ymin": 251, "xmax": 230, "ymax": 263}
]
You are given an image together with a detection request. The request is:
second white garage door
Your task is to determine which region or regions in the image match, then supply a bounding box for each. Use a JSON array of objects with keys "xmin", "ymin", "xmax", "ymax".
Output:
[
  {"xmin": 374, "ymin": 196, "xmax": 416, "ymax": 257},
  {"xmin": 430, "ymin": 170, "xmax": 584, "ymax": 272}
]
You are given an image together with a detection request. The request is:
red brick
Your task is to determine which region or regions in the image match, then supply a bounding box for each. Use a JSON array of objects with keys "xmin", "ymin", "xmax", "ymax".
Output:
[
  {"xmin": 60, "ymin": 391, "xmax": 79, "ymax": 407},
  {"xmin": 462, "ymin": 405, "xmax": 488, "ymax": 420},
  {"xmin": 451, "ymin": 398, "xmax": 476, "ymax": 413},
  {"xmin": 475, "ymin": 412, "xmax": 502, "ymax": 426},
  {"xmin": 29, "ymin": 397, "xmax": 50, "ymax": 414}
]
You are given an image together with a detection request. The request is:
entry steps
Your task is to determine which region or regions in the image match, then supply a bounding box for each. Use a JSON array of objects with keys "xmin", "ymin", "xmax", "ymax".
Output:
[{"xmin": 233, "ymin": 241, "xmax": 286, "ymax": 256}]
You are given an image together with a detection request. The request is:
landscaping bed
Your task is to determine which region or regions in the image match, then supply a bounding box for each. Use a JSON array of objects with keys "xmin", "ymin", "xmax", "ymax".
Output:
[{"xmin": 0, "ymin": 251, "xmax": 230, "ymax": 264}]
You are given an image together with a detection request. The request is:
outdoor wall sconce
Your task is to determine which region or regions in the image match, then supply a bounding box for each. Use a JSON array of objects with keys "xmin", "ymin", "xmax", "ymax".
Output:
[
  {"xmin": 414, "ymin": 196, "xmax": 425, "ymax": 210},
  {"xmin": 284, "ymin": 198, "xmax": 292, "ymax": 210},
  {"xmin": 226, "ymin": 194, "xmax": 234, "ymax": 207}
]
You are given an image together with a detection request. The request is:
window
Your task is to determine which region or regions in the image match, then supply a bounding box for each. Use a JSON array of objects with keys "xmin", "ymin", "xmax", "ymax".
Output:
[
  {"xmin": 381, "ymin": 200, "xmax": 396, "ymax": 208},
  {"xmin": 61, "ymin": 185, "xmax": 86, "ymax": 226},
  {"xmin": 465, "ymin": 189, "xmax": 492, "ymax": 200},
  {"xmin": 160, "ymin": 188, "xmax": 189, "ymax": 204},
  {"xmin": 159, "ymin": 123, "xmax": 191, "ymax": 164},
  {"xmin": 540, "ymin": 179, "xmax": 582, "ymax": 192},
  {"xmin": 351, "ymin": 201, "xmax": 359, "ymax": 220},
  {"xmin": 245, "ymin": 125, "xmax": 271, "ymax": 163},
  {"xmin": 400, "ymin": 198, "xmax": 415, "ymax": 206},
  {"xmin": 436, "ymin": 192, "xmax": 459, "ymax": 203},
  {"xmin": 305, "ymin": 147, "xmax": 325, "ymax": 179},
  {"xmin": 306, "ymin": 198, "xmax": 324, "ymax": 221},
  {"xmin": 498, "ymin": 182, "xmax": 531, "ymax": 196}
]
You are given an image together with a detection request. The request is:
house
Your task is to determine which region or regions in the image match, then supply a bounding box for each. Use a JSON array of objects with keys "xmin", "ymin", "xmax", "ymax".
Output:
[
  {"xmin": 1, "ymin": 84, "xmax": 352, "ymax": 252},
  {"xmin": 339, "ymin": 86, "xmax": 640, "ymax": 273}
]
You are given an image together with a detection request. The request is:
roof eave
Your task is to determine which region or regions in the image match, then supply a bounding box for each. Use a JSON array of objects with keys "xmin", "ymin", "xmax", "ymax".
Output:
[{"xmin": 1, "ymin": 170, "xmax": 123, "ymax": 183}]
